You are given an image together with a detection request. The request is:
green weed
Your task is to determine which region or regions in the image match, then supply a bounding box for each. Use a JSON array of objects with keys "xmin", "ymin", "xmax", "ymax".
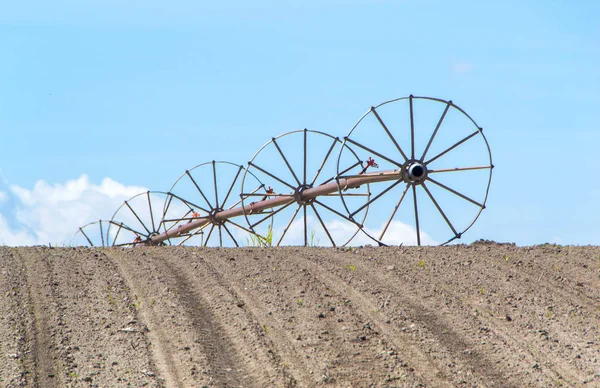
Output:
[
  {"xmin": 247, "ymin": 224, "xmax": 273, "ymax": 247},
  {"xmin": 309, "ymin": 229, "xmax": 320, "ymax": 246}
]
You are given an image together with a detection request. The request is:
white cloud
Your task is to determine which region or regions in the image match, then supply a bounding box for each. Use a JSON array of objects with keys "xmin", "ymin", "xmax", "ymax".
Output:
[
  {"xmin": 0, "ymin": 191, "xmax": 8, "ymax": 204},
  {"xmin": 364, "ymin": 220, "xmax": 437, "ymax": 246},
  {"xmin": 1, "ymin": 175, "xmax": 147, "ymax": 246},
  {"xmin": 0, "ymin": 214, "xmax": 36, "ymax": 246}
]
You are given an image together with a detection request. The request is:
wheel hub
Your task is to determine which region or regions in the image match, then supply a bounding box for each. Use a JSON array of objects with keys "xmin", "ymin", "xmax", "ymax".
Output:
[
  {"xmin": 208, "ymin": 208, "xmax": 225, "ymax": 225},
  {"xmin": 404, "ymin": 161, "xmax": 428, "ymax": 184},
  {"xmin": 294, "ymin": 185, "xmax": 314, "ymax": 205}
]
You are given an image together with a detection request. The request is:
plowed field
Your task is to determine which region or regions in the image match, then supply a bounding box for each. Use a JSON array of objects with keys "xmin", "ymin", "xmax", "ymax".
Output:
[{"xmin": 1, "ymin": 243, "xmax": 599, "ymax": 387}]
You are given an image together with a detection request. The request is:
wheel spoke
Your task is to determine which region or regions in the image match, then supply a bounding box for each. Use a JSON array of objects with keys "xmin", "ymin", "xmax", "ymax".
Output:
[
  {"xmin": 310, "ymin": 203, "xmax": 335, "ymax": 247},
  {"xmin": 186, "ymin": 170, "xmax": 214, "ymax": 211},
  {"xmin": 218, "ymin": 224, "xmax": 223, "ymax": 247},
  {"xmin": 221, "ymin": 164, "xmax": 244, "ymax": 209},
  {"xmin": 168, "ymin": 193, "xmax": 208, "ymax": 215},
  {"xmin": 314, "ymin": 199, "xmax": 362, "ymax": 225},
  {"xmin": 371, "ymin": 107, "xmax": 409, "ymax": 162},
  {"xmin": 303, "ymin": 129, "xmax": 307, "ymax": 186},
  {"xmin": 272, "ymin": 137, "xmax": 301, "ymax": 187},
  {"xmin": 114, "ymin": 223, "xmax": 147, "ymax": 238},
  {"xmin": 125, "ymin": 200, "xmax": 151, "ymax": 235},
  {"xmin": 303, "ymin": 205, "xmax": 308, "ymax": 246},
  {"xmin": 244, "ymin": 193, "xmax": 291, "ymax": 198},
  {"xmin": 426, "ymin": 177, "xmax": 484, "ymax": 208},
  {"xmin": 412, "ymin": 185, "xmax": 421, "ymax": 246},
  {"xmin": 249, "ymin": 162, "xmax": 296, "ymax": 191},
  {"xmin": 428, "ymin": 165, "xmax": 492, "ymax": 173},
  {"xmin": 320, "ymin": 192, "xmax": 370, "ymax": 197},
  {"xmin": 379, "ymin": 183, "xmax": 410, "ymax": 241},
  {"xmin": 225, "ymin": 219, "xmax": 256, "ymax": 236},
  {"xmin": 425, "ymin": 130, "xmax": 479, "ymax": 165},
  {"xmin": 320, "ymin": 160, "xmax": 362, "ymax": 186},
  {"xmin": 147, "ymin": 192, "xmax": 156, "ymax": 232},
  {"xmin": 212, "ymin": 161, "xmax": 219, "ymax": 209},
  {"xmin": 108, "ymin": 221, "xmax": 146, "ymax": 245},
  {"xmin": 160, "ymin": 209, "xmax": 195, "ymax": 232},
  {"xmin": 222, "ymin": 223, "xmax": 239, "ymax": 247},
  {"xmin": 164, "ymin": 194, "xmax": 174, "ymax": 217},
  {"xmin": 350, "ymin": 179, "xmax": 404, "ymax": 218},
  {"xmin": 344, "ymin": 137, "xmax": 403, "ymax": 169},
  {"xmin": 99, "ymin": 221, "xmax": 105, "ymax": 247},
  {"xmin": 178, "ymin": 223, "xmax": 210, "ymax": 245},
  {"xmin": 421, "ymin": 182, "xmax": 458, "ymax": 236},
  {"xmin": 277, "ymin": 205, "xmax": 301, "ymax": 246},
  {"xmin": 80, "ymin": 227, "xmax": 94, "ymax": 246},
  {"xmin": 203, "ymin": 224, "xmax": 215, "ymax": 247},
  {"xmin": 238, "ymin": 184, "xmax": 266, "ymax": 208},
  {"xmin": 250, "ymin": 201, "xmax": 295, "ymax": 229},
  {"xmin": 111, "ymin": 223, "xmax": 123, "ymax": 246},
  {"xmin": 310, "ymin": 137, "xmax": 338, "ymax": 187},
  {"xmin": 421, "ymin": 102, "xmax": 451, "ymax": 161},
  {"xmin": 409, "ymin": 95, "xmax": 415, "ymax": 160}
]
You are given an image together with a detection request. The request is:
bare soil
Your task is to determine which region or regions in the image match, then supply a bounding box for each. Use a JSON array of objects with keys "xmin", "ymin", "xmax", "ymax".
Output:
[{"xmin": 1, "ymin": 243, "xmax": 599, "ymax": 387}]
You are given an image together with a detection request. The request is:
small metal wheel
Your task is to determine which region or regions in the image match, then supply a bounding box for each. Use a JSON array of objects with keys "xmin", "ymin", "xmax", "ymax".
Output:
[
  {"xmin": 241, "ymin": 129, "xmax": 370, "ymax": 247},
  {"xmin": 338, "ymin": 96, "xmax": 493, "ymax": 246},
  {"xmin": 107, "ymin": 191, "xmax": 192, "ymax": 247},
  {"xmin": 71, "ymin": 220, "xmax": 111, "ymax": 247},
  {"xmin": 166, "ymin": 161, "xmax": 268, "ymax": 247}
]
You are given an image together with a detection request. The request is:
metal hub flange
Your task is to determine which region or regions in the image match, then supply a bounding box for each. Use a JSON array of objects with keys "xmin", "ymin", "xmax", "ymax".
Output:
[
  {"xmin": 208, "ymin": 208, "xmax": 226, "ymax": 225},
  {"xmin": 294, "ymin": 184, "xmax": 314, "ymax": 205},
  {"xmin": 402, "ymin": 160, "xmax": 428, "ymax": 184}
]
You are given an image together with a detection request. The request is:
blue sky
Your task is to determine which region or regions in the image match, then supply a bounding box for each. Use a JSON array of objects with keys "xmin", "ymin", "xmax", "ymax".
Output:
[{"xmin": 1, "ymin": 0, "xmax": 598, "ymax": 246}]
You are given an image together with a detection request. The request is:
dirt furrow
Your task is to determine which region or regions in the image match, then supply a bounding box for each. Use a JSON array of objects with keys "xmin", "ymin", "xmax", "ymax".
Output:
[
  {"xmin": 16, "ymin": 248, "xmax": 64, "ymax": 387},
  {"xmin": 104, "ymin": 249, "xmax": 183, "ymax": 387},
  {"xmin": 158, "ymin": 258, "xmax": 249, "ymax": 385},
  {"xmin": 202, "ymin": 247, "xmax": 436, "ymax": 386},
  {"xmin": 299, "ymin": 247, "xmax": 538, "ymax": 386},
  {"xmin": 161, "ymin": 248, "xmax": 293, "ymax": 386},
  {"xmin": 405, "ymin": 245, "xmax": 599, "ymax": 384},
  {"xmin": 292, "ymin": 248, "xmax": 496, "ymax": 387},
  {"xmin": 107, "ymin": 247, "xmax": 286, "ymax": 387},
  {"xmin": 0, "ymin": 249, "xmax": 33, "ymax": 386},
  {"xmin": 323, "ymin": 245, "xmax": 599, "ymax": 386},
  {"xmin": 42, "ymin": 248, "xmax": 160, "ymax": 387}
]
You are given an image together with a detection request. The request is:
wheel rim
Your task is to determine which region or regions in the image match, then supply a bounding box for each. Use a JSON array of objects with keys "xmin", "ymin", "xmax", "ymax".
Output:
[
  {"xmin": 241, "ymin": 129, "xmax": 370, "ymax": 247},
  {"xmin": 71, "ymin": 220, "xmax": 111, "ymax": 247},
  {"xmin": 337, "ymin": 95, "xmax": 493, "ymax": 246},
  {"xmin": 166, "ymin": 161, "xmax": 267, "ymax": 247},
  {"xmin": 107, "ymin": 191, "xmax": 191, "ymax": 247}
]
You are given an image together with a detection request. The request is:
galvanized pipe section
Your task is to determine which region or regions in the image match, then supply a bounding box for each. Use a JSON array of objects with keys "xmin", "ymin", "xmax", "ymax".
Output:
[{"xmin": 148, "ymin": 168, "xmax": 402, "ymax": 245}]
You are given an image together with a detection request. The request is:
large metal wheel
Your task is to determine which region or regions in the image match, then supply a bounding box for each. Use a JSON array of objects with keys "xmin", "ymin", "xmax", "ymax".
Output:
[
  {"xmin": 107, "ymin": 191, "xmax": 192, "ymax": 247},
  {"xmin": 166, "ymin": 161, "xmax": 268, "ymax": 247},
  {"xmin": 338, "ymin": 96, "xmax": 492, "ymax": 246},
  {"xmin": 241, "ymin": 129, "xmax": 370, "ymax": 247},
  {"xmin": 71, "ymin": 220, "xmax": 111, "ymax": 247}
]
